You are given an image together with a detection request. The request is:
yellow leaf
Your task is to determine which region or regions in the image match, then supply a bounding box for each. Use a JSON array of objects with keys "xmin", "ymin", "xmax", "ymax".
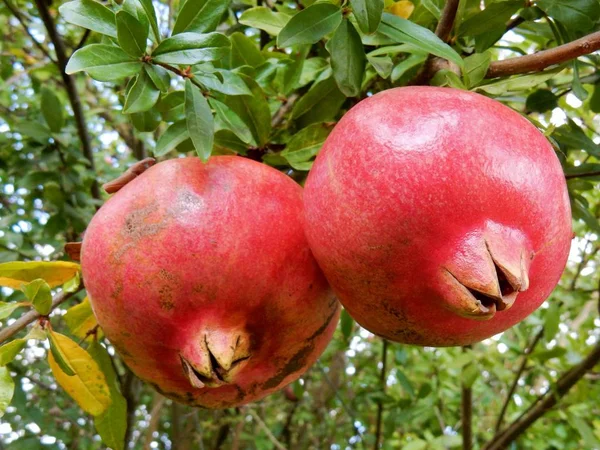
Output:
[
  {"xmin": 389, "ymin": 1, "xmax": 415, "ymax": 19},
  {"xmin": 64, "ymin": 297, "xmax": 103, "ymax": 340},
  {"xmin": 47, "ymin": 332, "xmax": 112, "ymax": 416},
  {"xmin": 0, "ymin": 261, "xmax": 80, "ymax": 289}
]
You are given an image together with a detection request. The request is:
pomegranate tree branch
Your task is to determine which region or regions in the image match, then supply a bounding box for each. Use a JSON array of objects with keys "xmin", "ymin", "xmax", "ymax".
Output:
[
  {"xmin": 247, "ymin": 409, "xmax": 287, "ymax": 450},
  {"xmin": 33, "ymin": 0, "xmax": 101, "ymax": 200},
  {"xmin": 0, "ymin": 286, "xmax": 82, "ymax": 344},
  {"xmin": 461, "ymin": 346, "xmax": 473, "ymax": 450},
  {"xmin": 272, "ymin": 93, "xmax": 299, "ymax": 128},
  {"xmin": 435, "ymin": 0, "xmax": 460, "ymax": 42},
  {"xmin": 494, "ymin": 328, "xmax": 544, "ymax": 432},
  {"xmin": 483, "ymin": 341, "xmax": 600, "ymax": 450},
  {"xmin": 374, "ymin": 339, "xmax": 388, "ymax": 450},
  {"xmin": 486, "ymin": 31, "xmax": 600, "ymax": 78},
  {"xmin": 565, "ymin": 170, "xmax": 600, "ymax": 180}
]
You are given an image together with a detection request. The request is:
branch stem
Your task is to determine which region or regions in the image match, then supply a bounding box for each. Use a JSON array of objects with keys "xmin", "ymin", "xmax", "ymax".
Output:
[{"xmin": 374, "ymin": 339, "xmax": 388, "ymax": 450}]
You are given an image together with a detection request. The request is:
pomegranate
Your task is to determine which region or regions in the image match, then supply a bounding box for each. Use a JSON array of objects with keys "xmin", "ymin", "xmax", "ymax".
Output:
[
  {"xmin": 303, "ymin": 86, "xmax": 571, "ymax": 347},
  {"xmin": 81, "ymin": 156, "xmax": 339, "ymax": 408}
]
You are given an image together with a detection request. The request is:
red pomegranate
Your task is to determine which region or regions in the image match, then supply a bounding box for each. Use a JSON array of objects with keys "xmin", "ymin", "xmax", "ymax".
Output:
[
  {"xmin": 81, "ymin": 156, "xmax": 339, "ymax": 408},
  {"xmin": 303, "ymin": 86, "xmax": 571, "ymax": 347}
]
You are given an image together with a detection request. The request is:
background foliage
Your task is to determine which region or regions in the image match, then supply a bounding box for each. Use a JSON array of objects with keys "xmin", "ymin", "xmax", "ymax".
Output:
[{"xmin": 0, "ymin": 0, "xmax": 600, "ymax": 449}]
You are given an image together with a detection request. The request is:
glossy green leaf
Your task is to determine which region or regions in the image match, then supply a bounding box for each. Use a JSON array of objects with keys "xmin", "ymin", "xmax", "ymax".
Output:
[
  {"xmin": 157, "ymin": 91, "xmax": 185, "ymax": 121},
  {"xmin": 537, "ymin": 0, "xmax": 600, "ymax": 30},
  {"xmin": 122, "ymin": 0, "xmax": 150, "ymax": 35},
  {"xmin": 155, "ymin": 120, "xmax": 189, "ymax": 156},
  {"xmin": 144, "ymin": 65, "xmax": 170, "ymax": 92},
  {"xmin": 116, "ymin": 10, "xmax": 148, "ymax": 58},
  {"xmin": 458, "ymin": 1, "xmax": 522, "ymax": 37},
  {"xmin": 123, "ymin": 71, "xmax": 160, "ymax": 114},
  {"xmin": 0, "ymin": 339, "xmax": 26, "ymax": 366},
  {"xmin": 230, "ymin": 32, "xmax": 265, "ymax": 68},
  {"xmin": 66, "ymin": 45, "xmax": 142, "ymax": 81},
  {"xmin": 239, "ymin": 7, "xmax": 290, "ymax": 36},
  {"xmin": 22, "ymin": 279, "xmax": 52, "ymax": 315},
  {"xmin": 277, "ymin": 3, "xmax": 342, "ymax": 48},
  {"xmin": 138, "ymin": 0, "xmax": 161, "ymax": 42},
  {"xmin": 292, "ymin": 76, "xmax": 345, "ymax": 120},
  {"xmin": 185, "ymin": 80, "xmax": 214, "ymax": 161},
  {"xmin": 152, "ymin": 32, "xmax": 231, "ymax": 65},
  {"xmin": 367, "ymin": 55, "xmax": 393, "ymax": 79},
  {"xmin": 41, "ymin": 87, "xmax": 64, "ymax": 133},
  {"xmin": 58, "ymin": 0, "xmax": 117, "ymax": 38},
  {"xmin": 526, "ymin": 89, "xmax": 558, "ymax": 112},
  {"xmin": 223, "ymin": 75, "xmax": 271, "ymax": 147},
  {"xmin": 173, "ymin": 0, "xmax": 231, "ymax": 34},
  {"xmin": 193, "ymin": 69, "xmax": 252, "ymax": 96},
  {"xmin": 281, "ymin": 122, "xmax": 331, "ymax": 170},
  {"xmin": 210, "ymin": 98, "xmax": 254, "ymax": 145},
  {"xmin": 0, "ymin": 367, "xmax": 14, "ymax": 418},
  {"xmin": 131, "ymin": 109, "xmax": 161, "ymax": 132},
  {"xmin": 379, "ymin": 13, "xmax": 463, "ymax": 69},
  {"xmin": 350, "ymin": 0, "xmax": 384, "ymax": 34},
  {"xmin": 327, "ymin": 20, "xmax": 366, "ymax": 97}
]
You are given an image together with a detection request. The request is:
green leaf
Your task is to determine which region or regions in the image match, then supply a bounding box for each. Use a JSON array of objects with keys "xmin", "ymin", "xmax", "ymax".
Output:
[
  {"xmin": 214, "ymin": 130, "xmax": 248, "ymax": 155},
  {"xmin": 526, "ymin": 89, "xmax": 558, "ymax": 113},
  {"xmin": 590, "ymin": 83, "xmax": 600, "ymax": 113},
  {"xmin": 89, "ymin": 341, "xmax": 127, "ymax": 450},
  {"xmin": 0, "ymin": 301, "xmax": 27, "ymax": 320},
  {"xmin": 458, "ymin": 1, "xmax": 522, "ymax": 38},
  {"xmin": 282, "ymin": 122, "xmax": 331, "ymax": 169},
  {"xmin": 572, "ymin": 61, "xmax": 588, "ymax": 101},
  {"xmin": 367, "ymin": 55, "xmax": 393, "ymax": 79},
  {"xmin": 58, "ymin": 0, "xmax": 117, "ymax": 38},
  {"xmin": 463, "ymin": 51, "xmax": 491, "ymax": 89},
  {"xmin": 544, "ymin": 302, "xmax": 560, "ymax": 342},
  {"xmin": 116, "ymin": 10, "xmax": 148, "ymax": 58},
  {"xmin": 152, "ymin": 32, "xmax": 231, "ymax": 65},
  {"xmin": 131, "ymin": 109, "xmax": 161, "ymax": 132},
  {"xmin": 138, "ymin": 0, "xmax": 161, "ymax": 43},
  {"xmin": 185, "ymin": 80, "xmax": 214, "ymax": 161},
  {"xmin": 66, "ymin": 45, "xmax": 142, "ymax": 81},
  {"xmin": 12, "ymin": 120, "xmax": 52, "ymax": 144},
  {"xmin": 431, "ymin": 69, "xmax": 466, "ymax": 89},
  {"xmin": 155, "ymin": 120, "xmax": 189, "ymax": 156},
  {"xmin": 0, "ymin": 339, "xmax": 27, "ymax": 366},
  {"xmin": 123, "ymin": 71, "xmax": 160, "ymax": 114},
  {"xmin": 327, "ymin": 20, "xmax": 366, "ymax": 97},
  {"xmin": 223, "ymin": 75, "xmax": 271, "ymax": 147},
  {"xmin": 229, "ymin": 32, "xmax": 265, "ymax": 68},
  {"xmin": 537, "ymin": 0, "xmax": 600, "ymax": 30},
  {"xmin": 396, "ymin": 369, "xmax": 415, "ymax": 397},
  {"xmin": 0, "ymin": 367, "xmax": 14, "ymax": 418},
  {"xmin": 350, "ymin": 0, "xmax": 384, "ymax": 34},
  {"xmin": 298, "ymin": 57, "xmax": 329, "ymax": 87},
  {"xmin": 277, "ymin": 3, "xmax": 342, "ymax": 48},
  {"xmin": 462, "ymin": 362, "xmax": 479, "ymax": 388},
  {"xmin": 22, "ymin": 279, "xmax": 52, "ymax": 315},
  {"xmin": 569, "ymin": 416, "xmax": 600, "ymax": 449},
  {"xmin": 475, "ymin": 69, "xmax": 562, "ymax": 95},
  {"xmin": 173, "ymin": 0, "xmax": 231, "ymax": 34},
  {"xmin": 391, "ymin": 53, "xmax": 427, "ymax": 83},
  {"xmin": 193, "ymin": 69, "xmax": 252, "ymax": 96},
  {"xmin": 340, "ymin": 309, "xmax": 354, "ymax": 340},
  {"xmin": 281, "ymin": 46, "xmax": 309, "ymax": 95},
  {"xmin": 144, "ymin": 65, "xmax": 170, "ymax": 92},
  {"xmin": 122, "ymin": 0, "xmax": 150, "ymax": 35},
  {"xmin": 239, "ymin": 7, "xmax": 290, "ymax": 36},
  {"xmin": 157, "ymin": 91, "xmax": 185, "ymax": 121},
  {"xmin": 292, "ymin": 76, "xmax": 345, "ymax": 120},
  {"xmin": 379, "ymin": 13, "xmax": 463, "ymax": 69},
  {"xmin": 210, "ymin": 98, "xmax": 254, "ymax": 145},
  {"xmin": 554, "ymin": 120, "xmax": 600, "ymax": 156},
  {"xmin": 47, "ymin": 330, "xmax": 76, "ymax": 376},
  {"xmin": 532, "ymin": 346, "xmax": 566, "ymax": 363},
  {"xmin": 41, "ymin": 87, "xmax": 64, "ymax": 133}
]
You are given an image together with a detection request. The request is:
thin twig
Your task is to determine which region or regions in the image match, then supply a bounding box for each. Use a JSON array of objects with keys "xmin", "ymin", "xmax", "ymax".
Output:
[
  {"xmin": 494, "ymin": 328, "xmax": 544, "ymax": 432},
  {"xmin": 33, "ymin": 0, "xmax": 101, "ymax": 200},
  {"xmin": 484, "ymin": 340, "xmax": 600, "ymax": 450},
  {"xmin": 74, "ymin": 29, "xmax": 91, "ymax": 53},
  {"xmin": 565, "ymin": 170, "xmax": 600, "ymax": 180},
  {"xmin": 373, "ymin": 340, "xmax": 388, "ymax": 450},
  {"xmin": 247, "ymin": 409, "xmax": 287, "ymax": 450},
  {"xmin": 461, "ymin": 346, "xmax": 473, "ymax": 450},
  {"xmin": 143, "ymin": 394, "xmax": 166, "ymax": 450},
  {"xmin": 0, "ymin": 286, "xmax": 82, "ymax": 344},
  {"xmin": 486, "ymin": 31, "xmax": 600, "ymax": 78},
  {"xmin": 271, "ymin": 94, "xmax": 299, "ymax": 128},
  {"xmin": 435, "ymin": 0, "xmax": 460, "ymax": 42},
  {"xmin": 1, "ymin": 0, "xmax": 56, "ymax": 64}
]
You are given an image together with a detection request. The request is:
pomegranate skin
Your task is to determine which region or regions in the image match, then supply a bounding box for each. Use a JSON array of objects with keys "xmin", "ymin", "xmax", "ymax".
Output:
[
  {"xmin": 81, "ymin": 156, "xmax": 339, "ymax": 408},
  {"xmin": 304, "ymin": 86, "xmax": 571, "ymax": 347}
]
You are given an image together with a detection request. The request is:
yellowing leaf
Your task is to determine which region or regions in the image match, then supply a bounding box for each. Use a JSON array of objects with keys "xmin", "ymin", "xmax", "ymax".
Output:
[
  {"xmin": 65, "ymin": 297, "xmax": 103, "ymax": 340},
  {"xmin": 0, "ymin": 367, "xmax": 14, "ymax": 418},
  {"xmin": 47, "ymin": 330, "xmax": 76, "ymax": 376},
  {"xmin": 0, "ymin": 261, "xmax": 80, "ymax": 289},
  {"xmin": 389, "ymin": 1, "xmax": 414, "ymax": 19},
  {"xmin": 47, "ymin": 332, "xmax": 112, "ymax": 416}
]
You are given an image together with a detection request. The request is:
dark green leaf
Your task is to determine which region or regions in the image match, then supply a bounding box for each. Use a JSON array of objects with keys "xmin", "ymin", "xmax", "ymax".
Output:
[
  {"xmin": 209, "ymin": 98, "xmax": 254, "ymax": 145},
  {"xmin": 327, "ymin": 20, "xmax": 366, "ymax": 97},
  {"xmin": 22, "ymin": 279, "xmax": 52, "ymax": 315},
  {"xmin": 131, "ymin": 109, "xmax": 161, "ymax": 132},
  {"xmin": 157, "ymin": 91, "xmax": 185, "ymax": 121},
  {"xmin": 281, "ymin": 122, "xmax": 331, "ymax": 170},
  {"xmin": 590, "ymin": 83, "xmax": 600, "ymax": 113},
  {"xmin": 138, "ymin": 0, "xmax": 161, "ymax": 42},
  {"xmin": 277, "ymin": 3, "xmax": 342, "ymax": 48},
  {"xmin": 537, "ymin": 0, "xmax": 600, "ymax": 30},
  {"xmin": 229, "ymin": 32, "xmax": 265, "ymax": 68},
  {"xmin": 58, "ymin": 0, "xmax": 117, "ymax": 38},
  {"xmin": 155, "ymin": 120, "xmax": 189, "ymax": 156},
  {"xmin": 152, "ymin": 32, "xmax": 231, "ymax": 65},
  {"xmin": 340, "ymin": 309, "xmax": 354, "ymax": 340},
  {"xmin": 463, "ymin": 51, "xmax": 491, "ymax": 88},
  {"xmin": 41, "ymin": 87, "xmax": 64, "ymax": 133},
  {"xmin": 66, "ymin": 45, "xmax": 142, "ymax": 81},
  {"xmin": 572, "ymin": 61, "xmax": 588, "ymax": 101},
  {"xmin": 458, "ymin": 1, "xmax": 522, "ymax": 38},
  {"xmin": 173, "ymin": 0, "xmax": 231, "ymax": 34},
  {"xmin": 554, "ymin": 120, "xmax": 600, "ymax": 157},
  {"xmin": 431, "ymin": 69, "xmax": 466, "ymax": 89},
  {"xmin": 391, "ymin": 53, "xmax": 427, "ymax": 83},
  {"xmin": 379, "ymin": 13, "xmax": 463, "ymax": 68},
  {"xmin": 239, "ymin": 7, "xmax": 290, "ymax": 36},
  {"xmin": 350, "ymin": 0, "xmax": 384, "ymax": 34},
  {"xmin": 214, "ymin": 130, "xmax": 248, "ymax": 155},
  {"xmin": 144, "ymin": 65, "xmax": 170, "ymax": 92},
  {"xmin": 185, "ymin": 80, "xmax": 214, "ymax": 161},
  {"xmin": 122, "ymin": 0, "xmax": 150, "ymax": 35},
  {"xmin": 193, "ymin": 69, "xmax": 252, "ymax": 96},
  {"xmin": 367, "ymin": 55, "xmax": 393, "ymax": 79},
  {"xmin": 526, "ymin": 89, "xmax": 558, "ymax": 113},
  {"xmin": 116, "ymin": 10, "xmax": 148, "ymax": 58},
  {"xmin": 123, "ymin": 71, "xmax": 160, "ymax": 114}
]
